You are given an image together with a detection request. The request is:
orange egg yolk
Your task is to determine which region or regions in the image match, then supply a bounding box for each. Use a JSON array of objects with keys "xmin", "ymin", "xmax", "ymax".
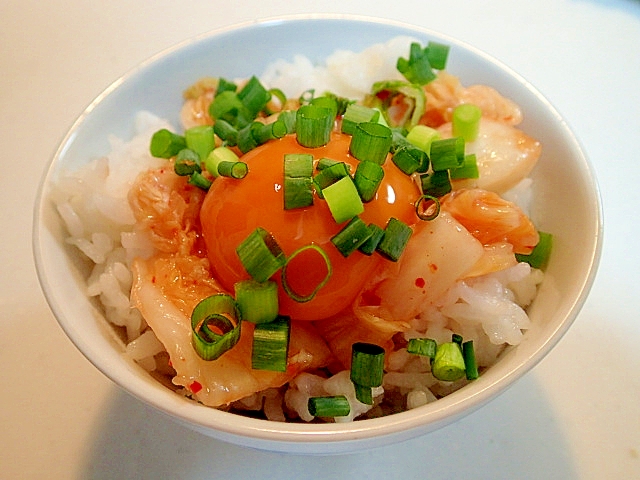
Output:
[{"xmin": 200, "ymin": 132, "xmax": 420, "ymax": 321}]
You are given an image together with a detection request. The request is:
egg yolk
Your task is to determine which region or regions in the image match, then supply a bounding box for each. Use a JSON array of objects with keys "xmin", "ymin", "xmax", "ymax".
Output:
[{"xmin": 200, "ymin": 132, "xmax": 419, "ymax": 321}]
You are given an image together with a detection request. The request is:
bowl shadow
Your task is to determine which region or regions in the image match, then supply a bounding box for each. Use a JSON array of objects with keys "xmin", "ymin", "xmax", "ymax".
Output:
[{"xmin": 81, "ymin": 371, "xmax": 579, "ymax": 480}]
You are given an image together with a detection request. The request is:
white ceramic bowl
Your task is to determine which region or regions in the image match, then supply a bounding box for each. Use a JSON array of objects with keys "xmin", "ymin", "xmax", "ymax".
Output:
[{"xmin": 33, "ymin": 15, "xmax": 602, "ymax": 455}]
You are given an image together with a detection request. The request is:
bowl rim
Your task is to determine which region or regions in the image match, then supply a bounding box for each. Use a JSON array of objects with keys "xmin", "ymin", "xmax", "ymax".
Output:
[{"xmin": 32, "ymin": 13, "xmax": 603, "ymax": 450}]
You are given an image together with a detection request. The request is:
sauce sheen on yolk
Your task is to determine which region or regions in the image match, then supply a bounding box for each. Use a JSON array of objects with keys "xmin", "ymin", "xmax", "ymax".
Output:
[{"xmin": 200, "ymin": 132, "xmax": 419, "ymax": 321}]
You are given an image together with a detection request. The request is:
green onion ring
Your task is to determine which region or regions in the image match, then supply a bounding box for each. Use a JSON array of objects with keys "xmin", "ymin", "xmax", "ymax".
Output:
[
  {"xmin": 281, "ymin": 244, "xmax": 332, "ymax": 303},
  {"xmin": 264, "ymin": 88, "xmax": 288, "ymax": 115},
  {"xmin": 191, "ymin": 294, "xmax": 242, "ymax": 361},
  {"xmin": 414, "ymin": 194, "xmax": 441, "ymax": 221}
]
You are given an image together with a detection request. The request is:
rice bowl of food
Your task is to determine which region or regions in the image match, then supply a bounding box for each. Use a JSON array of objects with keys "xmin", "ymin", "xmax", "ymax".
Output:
[{"xmin": 33, "ymin": 15, "xmax": 602, "ymax": 454}]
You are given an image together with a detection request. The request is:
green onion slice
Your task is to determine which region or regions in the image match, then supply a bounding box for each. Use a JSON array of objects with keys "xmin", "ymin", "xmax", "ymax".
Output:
[
  {"xmin": 341, "ymin": 103, "xmax": 380, "ymax": 135},
  {"xmin": 284, "ymin": 153, "xmax": 314, "ymax": 210},
  {"xmin": 205, "ymin": 146, "xmax": 239, "ymax": 177},
  {"xmin": 353, "ymin": 383, "xmax": 374, "ymax": 405},
  {"xmin": 281, "ymin": 244, "xmax": 332, "ymax": 303},
  {"xmin": 237, "ymin": 76, "xmax": 271, "ymax": 117},
  {"xmin": 420, "ymin": 170, "xmax": 452, "ymax": 198},
  {"xmin": 296, "ymin": 105, "xmax": 333, "ymax": 148},
  {"xmin": 377, "ymin": 217, "xmax": 413, "ymax": 262},
  {"xmin": 450, "ymin": 153, "xmax": 479, "ymax": 180},
  {"xmin": 392, "ymin": 145, "xmax": 428, "ymax": 175},
  {"xmin": 396, "ymin": 42, "xmax": 437, "ymax": 85},
  {"xmin": 406, "ymin": 124, "xmax": 440, "ymax": 154},
  {"xmin": 185, "ymin": 125, "xmax": 216, "ymax": 162},
  {"xmin": 430, "ymin": 137, "xmax": 465, "ymax": 171},
  {"xmin": 234, "ymin": 280, "xmax": 279, "ymax": 324},
  {"xmin": 452, "ymin": 104, "xmax": 482, "ymax": 142},
  {"xmin": 331, "ymin": 216, "xmax": 373, "ymax": 258},
  {"xmin": 515, "ymin": 231, "xmax": 553, "ymax": 269},
  {"xmin": 358, "ymin": 223, "xmax": 385, "ymax": 256},
  {"xmin": 217, "ymin": 161, "xmax": 248, "ymax": 179},
  {"xmin": 174, "ymin": 148, "xmax": 201, "ymax": 176},
  {"xmin": 278, "ymin": 110, "xmax": 297, "ymax": 135},
  {"xmin": 407, "ymin": 337, "xmax": 437, "ymax": 358},
  {"xmin": 431, "ymin": 342, "xmax": 466, "ymax": 382},
  {"xmin": 150, "ymin": 129, "xmax": 187, "ymax": 159},
  {"xmin": 350, "ymin": 342, "xmax": 385, "ymax": 388},
  {"xmin": 308, "ymin": 396, "xmax": 351, "ymax": 417},
  {"xmin": 426, "ymin": 41, "xmax": 450, "ymax": 70},
  {"xmin": 313, "ymin": 161, "xmax": 350, "ymax": 199},
  {"xmin": 322, "ymin": 176, "xmax": 365, "ymax": 224},
  {"xmin": 349, "ymin": 122, "xmax": 392, "ymax": 165},
  {"xmin": 236, "ymin": 227, "xmax": 286, "ymax": 282},
  {"xmin": 264, "ymin": 88, "xmax": 287, "ymax": 115},
  {"xmin": 414, "ymin": 194, "xmax": 441, "ymax": 221},
  {"xmin": 354, "ymin": 161, "xmax": 384, "ymax": 202},
  {"xmin": 213, "ymin": 119, "xmax": 238, "ymax": 147},
  {"xmin": 188, "ymin": 171, "xmax": 212, "ymax": 190},
  {"xmin": 462, "ymin": 340, "xmax": 479, "ymax": 380},
  {"xmin": 251, "ymin": 316, "xmax": 291, "ymax": 372},
  {"xmin": 191, "ymin": 294, "xmax": 242, "ymax": 361}
]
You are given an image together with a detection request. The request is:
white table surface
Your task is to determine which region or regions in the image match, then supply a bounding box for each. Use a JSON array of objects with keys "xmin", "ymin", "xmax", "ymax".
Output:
[{"xmin": 2, "ymin": 1, "xmax": 639, "ymax": 478}]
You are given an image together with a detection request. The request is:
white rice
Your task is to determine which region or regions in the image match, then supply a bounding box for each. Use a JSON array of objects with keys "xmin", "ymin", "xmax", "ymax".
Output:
[{"xmin": 52, "ymin": 39, "xmax": 544, "ymax": 421}]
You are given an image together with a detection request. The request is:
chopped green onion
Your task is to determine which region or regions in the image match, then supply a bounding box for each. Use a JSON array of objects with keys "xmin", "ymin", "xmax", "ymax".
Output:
[
  {"xmin": 278, "ymin": 110, "xmax": 297, "ymax": 134},
  {"xmin": 353, "ymin": 383, "xmax": 373, "ymax": 405},
  {"xmin": 237, "ymin": 76, "xmax": 271, "ymax": 117},
  {"xmin": 426, "ymin": 41, "xmax": 450, "ymax": 70},
  {"xmin": 284, "ymin": 153, "xmax": 314, "ymax": 210},
  {"xmin": 310, "ymin": 95, "xmax": 338, "ymax": 120},
  {"xmin": 350, "ymin": 342, "xmax": 385, "ymax": 387},
  {"xmin": 284, "ymin": 176, "xmax": 314, "ymax": 210},
  {"xmin": 296, "ymin": 105, "xmax": 333, "ymax": 148},
  {"xmin": 392, "ymin": 145, "xmax": 428, "ymax": 175},
  {"xmin": 215, "ymin": 77, "xmax": 237, "ymax": 96},
  {"xmin": 349, "ymin": 122, "xmax": 392, "ymax": 165},
  {"xmin": 452, "ymin": 104, "xmax": 482, "ymax": 142},
  {"xmin": 406, "ymin": 125, "xmax": 440, "ymax": 154},
  {"xmin": 420, "ymin": 170, "xmax": 452, "ymax": 198},
  {"xmin": 316, "ymin": 157, "xmax": 350, "ymax": 171},
  {"xmin": 174, "ymin": 148, "xmax": 201, "ymax": 176},
  {"xmin": 252, "ymin": 120, "xmax": 288, "ymax": 145},
  {"xmin": 430, "ymin": 137, "xmax": 465, "ymax": 171},
  {"xmin": 213, "ymin": 119, "xmax": 238, "ymax": 147},
  {"xmin": 452, "ymin": 333, "xmax": 463, "ymax": 347},
  {"xmin": 299, "ymin": 89, "xmax": 315, "ymax": 105},
  {"xmin": 515, "ymin": 231, "xmax": 553, "ymax": 269},
  {"xmin": 284, "ymin": 153, "xmax": 314, "ymax": 178},
  {"xmin": 234, "ymin": 280, "xmax": 279, "ymax": 324},
  {"xmin": 377, "ymin": 217, "xmax": 413, "ymax": 262},
  {"xmin": 236, "ymin": 227, "xmax": 286, "ymax": 282},
  {"xmin": 150, "ymin": 129, "xmax": 187, "ymax": 158},
  {"xmin": 251, "ymin": 316, "xmax": 291, "ymax": 372},
  {"xmin": 313, "ymin": 161, "xmax": 351, "ymax": 199},
  {"xmin": 341, "ymin": 104, "xmax": 380, "ymax": 135},
  {"xmin": 237, "ymin": 122, "xmax": 259, "ymax": 153},
  {"xmin": 264, "ymin": 88, "xmax": 287, "ymax": 115},
  {"xmin": 462, "ymin": 340, "xmax": 479, "ymax": 380},
  {"xmin": 209, "ymin": 90, "xmax": 252, "ymax": 129},
  {"xmin": 188, "ymin": 171, "xmax": 212, "ymax": 190},
  {"xmin": 358, "ymin": 223, "xmax": 385, "ymax": 256},
  {"xmin": 322, "ymin": 176, "xmax": 365, "ymax": 224},
  {"xmin": 191, "ymin": 294, "xmax": 242, "ymax": 361},
  {"xmin": 331, "ymin": 216, "xmax": 373, "ymax": 257},
  {"xmin": 354, "ymin": 161, "xmax": 384, "ymax": 202},
  {"xmin": 217, "ymin": 161, "xmax": 248, "ymax": 179},
  {"xmin": 397, "ymin": 42, "xmax": 437, "ymax": 85},
  {"xmin": 369, "ymin": 81, "xmax": 426, "ymax": 129},
  {"xmin": 414, "ymin": 194, "xmax": 441, "ymax": 221},
  {"xmin": 281, "ymin": 244, "xmax": 332, "ymax": 302},
  {"xmin": 407, "ymin": 337, "xmax": 437, "ymax": 358},
  {"xmin": 185, "ymin": 125, "xmax": 216, "ymax": 162},
  {"xmin": 450, "ymin": 153, "xmax": 479, "ymax": 180},
  {"xmin": 205, "ymin": 146, "xmax": 239, "ymax": 177},
  {"xmin": 431, "ymin": 342, "xmax": 466, "ymax": 381},
  {"xmin": 308, "ymin": 396, "xmax": 351, "ymax": 417}
]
